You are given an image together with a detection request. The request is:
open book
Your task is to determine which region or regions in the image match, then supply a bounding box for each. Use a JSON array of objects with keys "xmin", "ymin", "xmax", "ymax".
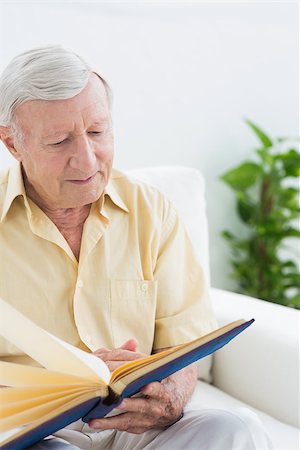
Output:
[{"xmin": 0, "ymin": 297, "xmax": 254, "ymax": 449}]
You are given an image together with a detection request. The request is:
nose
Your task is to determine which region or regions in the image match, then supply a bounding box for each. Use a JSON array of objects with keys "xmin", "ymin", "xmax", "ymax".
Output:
[{"xmin": 69, "ymin": 135, "xmax": 96, "ymax": 173}]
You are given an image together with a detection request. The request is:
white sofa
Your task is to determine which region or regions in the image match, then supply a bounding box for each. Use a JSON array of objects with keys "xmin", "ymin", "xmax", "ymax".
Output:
[{"xmin": 127, "ymin": 166, "xmax": 299, "ymax": 450}]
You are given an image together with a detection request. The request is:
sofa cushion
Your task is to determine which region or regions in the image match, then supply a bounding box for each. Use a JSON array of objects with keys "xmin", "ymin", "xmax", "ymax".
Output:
[
  {"xmin": 188, "ymin": 381, "xmax": 299, "ymax": 450},
  {"xmin": 211, "ymin": 288, "xmax": 299, "ymax": 428}
]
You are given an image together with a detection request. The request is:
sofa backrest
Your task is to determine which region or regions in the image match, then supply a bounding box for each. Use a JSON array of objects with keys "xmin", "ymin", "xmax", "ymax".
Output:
[{"xmin": 126, "ymin": 166, "xmax": 211, "ymax": 286}]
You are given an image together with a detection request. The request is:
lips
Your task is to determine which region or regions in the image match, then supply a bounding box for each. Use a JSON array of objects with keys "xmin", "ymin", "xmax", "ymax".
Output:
[{"xmin": 67, "ymin": 173, "xmax": 97, "ymax": 185}]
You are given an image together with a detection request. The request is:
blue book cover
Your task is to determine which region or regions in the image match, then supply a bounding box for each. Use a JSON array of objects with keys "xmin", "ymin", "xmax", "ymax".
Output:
[{"xmin": 0, "ymin": 319, "xmax": 254, "ymax": 449}]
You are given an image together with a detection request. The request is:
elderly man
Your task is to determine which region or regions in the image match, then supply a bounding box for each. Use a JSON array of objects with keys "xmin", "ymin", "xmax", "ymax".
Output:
[{"xmin": 0, "ymin": 46, "xmax": 272, "ymax": 450}]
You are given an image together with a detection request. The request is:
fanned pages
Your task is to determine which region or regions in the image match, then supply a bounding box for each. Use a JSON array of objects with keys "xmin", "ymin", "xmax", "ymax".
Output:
[{"xmin": 0, "ymin": 297, "xmax": 254, "ymax": 449}]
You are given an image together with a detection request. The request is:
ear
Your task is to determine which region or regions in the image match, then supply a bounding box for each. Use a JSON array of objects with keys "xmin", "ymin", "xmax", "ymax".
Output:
[{"xmin": 0, "ymin": 125, "xmax": 23, "ymax": 161}]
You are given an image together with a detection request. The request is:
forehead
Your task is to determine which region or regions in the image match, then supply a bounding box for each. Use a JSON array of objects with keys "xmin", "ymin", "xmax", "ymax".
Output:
[{"xmin": 15, "ymin": 74, "xmax": 110, "ymax": 136}]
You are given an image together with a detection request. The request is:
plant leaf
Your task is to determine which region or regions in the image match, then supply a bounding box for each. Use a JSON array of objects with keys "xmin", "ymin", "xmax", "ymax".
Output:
[
  {"xmin": 256, "ymin": 148, "xmax": 273, "ymax": 167},
  {"xmin": 245, "ymin": 119, "xmax": 273, "ymax": 148},
  {"xmin": 220, "ymin": 119, "xmax": 300, "ymax": 309},
  {"xmin": 222, "ymin": 230, "xmax": 236, "ymax": 240},
  {"xmin": 275, "ymin": 149, "xmax": 300, "ymax": 177},
  {"xmin": 237, "ymin": 196, "xmax": 255, "ymax": 223},
  {"xmin": 283, "ymin": 228, "xmax": 300, "ymax": 238},
  {"xmin": 221, "ymin": 162, "xmax": 261, "ymax": 190}
]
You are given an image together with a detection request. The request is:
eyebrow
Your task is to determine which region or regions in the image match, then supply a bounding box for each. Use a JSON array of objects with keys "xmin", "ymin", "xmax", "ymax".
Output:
[{"xmin": 43, "ymin": 121, "xmax": 108, "ymax": 139}]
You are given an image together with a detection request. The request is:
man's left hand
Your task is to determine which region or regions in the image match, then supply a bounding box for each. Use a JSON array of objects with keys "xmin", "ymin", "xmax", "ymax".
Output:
[{"xmin": 89, "ymin": 363, "xmax": 197, "ymax": 434}]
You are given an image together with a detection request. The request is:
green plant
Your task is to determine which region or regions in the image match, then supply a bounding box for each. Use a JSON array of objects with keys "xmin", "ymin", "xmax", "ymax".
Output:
[{"xmin": 220, "ymin": 119, "xmax": 300, "ymax": 309}]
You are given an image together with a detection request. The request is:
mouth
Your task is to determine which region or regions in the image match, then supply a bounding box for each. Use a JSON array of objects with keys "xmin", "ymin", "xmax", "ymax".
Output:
[{"xmin": 67, "ymin": 173, "xmax": 97, "ymax": 185}]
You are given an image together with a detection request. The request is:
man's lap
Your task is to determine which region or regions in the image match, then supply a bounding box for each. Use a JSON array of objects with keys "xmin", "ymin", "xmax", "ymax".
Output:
[{"xmin": 28, "ymin": 407, "xmax": 273, "ymax": 450}]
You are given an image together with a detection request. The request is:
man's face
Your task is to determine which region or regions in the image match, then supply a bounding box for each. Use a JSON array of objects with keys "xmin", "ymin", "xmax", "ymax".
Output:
[{"xmin": 8, "ymin": 74, "xmax": 114, "ymax": 209}]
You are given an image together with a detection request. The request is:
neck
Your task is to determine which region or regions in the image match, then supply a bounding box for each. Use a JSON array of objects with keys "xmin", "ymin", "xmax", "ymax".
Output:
[
  {"xmin": 31, "ymin": 201, "xmax": 91, "ymax": 261},
  {"xmin": 23, "ymin": 172, "xmax": 91, "ymax": 230},
  {"xmin": 23, "ymin": 171, "xmax": 93, "ymax": 260},
  {"xmin": 38, "ymin": 204, "xmax": 91, "ymax": 231}
]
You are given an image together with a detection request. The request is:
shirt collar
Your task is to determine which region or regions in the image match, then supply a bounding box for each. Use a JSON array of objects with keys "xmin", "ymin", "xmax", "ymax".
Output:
[
  {"xmin": 1, "ymin": 164, "xmax": 129, "ymax": 222},
  {"xmin": 1, "ymin": 162, "xmax": 27, "ymax": 222},
  {"xmin": 103, "ymin": 170, "xmax": 129, "ymax": 213}
]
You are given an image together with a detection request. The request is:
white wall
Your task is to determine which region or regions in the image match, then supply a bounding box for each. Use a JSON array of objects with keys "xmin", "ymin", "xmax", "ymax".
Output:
[{"xmin": 0, "ymin": 1, "xmax": 298, "ymax": 289}]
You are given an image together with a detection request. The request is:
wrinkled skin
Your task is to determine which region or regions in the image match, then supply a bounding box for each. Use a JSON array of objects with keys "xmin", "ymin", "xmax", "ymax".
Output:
[{"xmin": 91, "ymin": 339, "xmax": 197, "ymax": 434}]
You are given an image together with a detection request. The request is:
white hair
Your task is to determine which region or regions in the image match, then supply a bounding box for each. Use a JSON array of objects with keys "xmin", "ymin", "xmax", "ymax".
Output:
[{"xmin": 0, "ymin": 45, "xmax": 112, "ymax": 129}]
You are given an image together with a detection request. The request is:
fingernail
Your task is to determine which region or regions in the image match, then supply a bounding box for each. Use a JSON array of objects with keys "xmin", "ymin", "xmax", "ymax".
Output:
[{"xmin": 89, "ymin": 420, "xmax": 104, "ymax": 429}]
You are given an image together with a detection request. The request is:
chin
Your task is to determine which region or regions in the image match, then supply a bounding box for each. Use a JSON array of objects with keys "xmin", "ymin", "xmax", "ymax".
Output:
[
  {"xmin": 69, "ymin": 190, "xmax": 103, "ymax": 208},
  {"xmin": 60, "ymin": 177, "xmax": 106, "ymax": 208}
]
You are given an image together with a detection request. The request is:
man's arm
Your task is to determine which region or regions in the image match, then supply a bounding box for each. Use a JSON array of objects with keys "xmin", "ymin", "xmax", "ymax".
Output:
[{"xmin": 90, "ymin": 340, "xmax": 197, "ymax": 434}]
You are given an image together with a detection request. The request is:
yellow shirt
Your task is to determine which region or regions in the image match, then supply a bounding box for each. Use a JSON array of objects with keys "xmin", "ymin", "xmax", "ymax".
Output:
[{"xmin": 0, "ymin": 162, "xmax": 217, "ymax": 365}]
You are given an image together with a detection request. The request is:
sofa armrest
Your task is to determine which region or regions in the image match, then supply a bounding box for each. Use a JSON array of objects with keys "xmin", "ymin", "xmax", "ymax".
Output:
[{"xmin": 210, "ymin": 288, "xmax": 299, "ymax": 428}]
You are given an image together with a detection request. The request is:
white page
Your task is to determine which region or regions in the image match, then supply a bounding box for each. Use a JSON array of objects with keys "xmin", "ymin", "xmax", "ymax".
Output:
[{"xmin": 0, "ymin": 298, "xmax": 111, "ymax": 384}]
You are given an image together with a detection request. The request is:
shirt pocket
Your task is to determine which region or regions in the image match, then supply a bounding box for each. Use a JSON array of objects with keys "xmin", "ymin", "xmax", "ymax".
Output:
[{"xmin": 109, "ymin": 280, "xmax": 157, "ymax": 354}]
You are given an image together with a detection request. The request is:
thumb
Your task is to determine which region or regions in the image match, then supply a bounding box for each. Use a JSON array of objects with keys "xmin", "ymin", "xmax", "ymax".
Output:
[{"xmin": 119, "ymin": 338, "xmax": 138, "ymax": 352}]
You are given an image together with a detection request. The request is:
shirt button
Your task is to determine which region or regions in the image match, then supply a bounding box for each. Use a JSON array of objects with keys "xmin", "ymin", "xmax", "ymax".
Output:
[
  {"xmin": 77, "ymin": 280, "xmax": 84, "ymax": 288},
  {"xmin": 141, "ymin": 283, "xmax": 148, "ymax": 292}
]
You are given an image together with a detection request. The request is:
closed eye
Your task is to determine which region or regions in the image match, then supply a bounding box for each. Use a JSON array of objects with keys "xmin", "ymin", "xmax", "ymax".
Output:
[
  {"xmin": 51, "ymin": 138, "xmax": 68, "ymax": 146},
  {"xmin": 49, "ymin": 131, "xmax": 103, "ymax": 146}
]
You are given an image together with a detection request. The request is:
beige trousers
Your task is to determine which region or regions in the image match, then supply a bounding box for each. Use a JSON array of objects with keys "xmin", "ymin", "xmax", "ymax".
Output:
[{"xmin": 30, "ymin": 406, "xmax": 273, "ymax": 450}]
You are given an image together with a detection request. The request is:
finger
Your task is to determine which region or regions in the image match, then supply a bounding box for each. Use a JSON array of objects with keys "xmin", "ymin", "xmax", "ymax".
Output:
[
  {"xmin": 99, "ymin": 348, "xmax": 146, "ymax": 362},
  {"xmin": 89, "ymin": 412, "xmax": 150, "ymax": 432},
  {"xmin": 119, "ymin": 339, "xmax": 138, "ymax": 352},
  {"xmin": 118, "ymin": 396, "xmax": 168, "ymax": 422},
  {"xmin": 93, "ymin": 347, "xmax": 110, "ymax": 356},
  {"xmin": 140, "ymin": 381, "xmax": 162, "ymax": 397},
  {"xmin": 93, "ymin": 341, "xmax": 138, "ymax": 360},
  {"xmin": 118, "ymin": 397, "xmax": 151, "ymax": 414}
]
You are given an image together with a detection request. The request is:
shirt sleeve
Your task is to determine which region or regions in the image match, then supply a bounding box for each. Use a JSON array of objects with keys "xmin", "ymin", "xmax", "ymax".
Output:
[{"xmin": 152, "ymin": 199, "xmax": 218, "ymax": 350}]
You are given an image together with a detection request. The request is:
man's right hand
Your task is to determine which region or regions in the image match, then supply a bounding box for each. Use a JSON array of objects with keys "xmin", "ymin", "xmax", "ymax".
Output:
[{"xmin": 93, "ymin": 339, "xmax": 147, "ymax": 372}]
